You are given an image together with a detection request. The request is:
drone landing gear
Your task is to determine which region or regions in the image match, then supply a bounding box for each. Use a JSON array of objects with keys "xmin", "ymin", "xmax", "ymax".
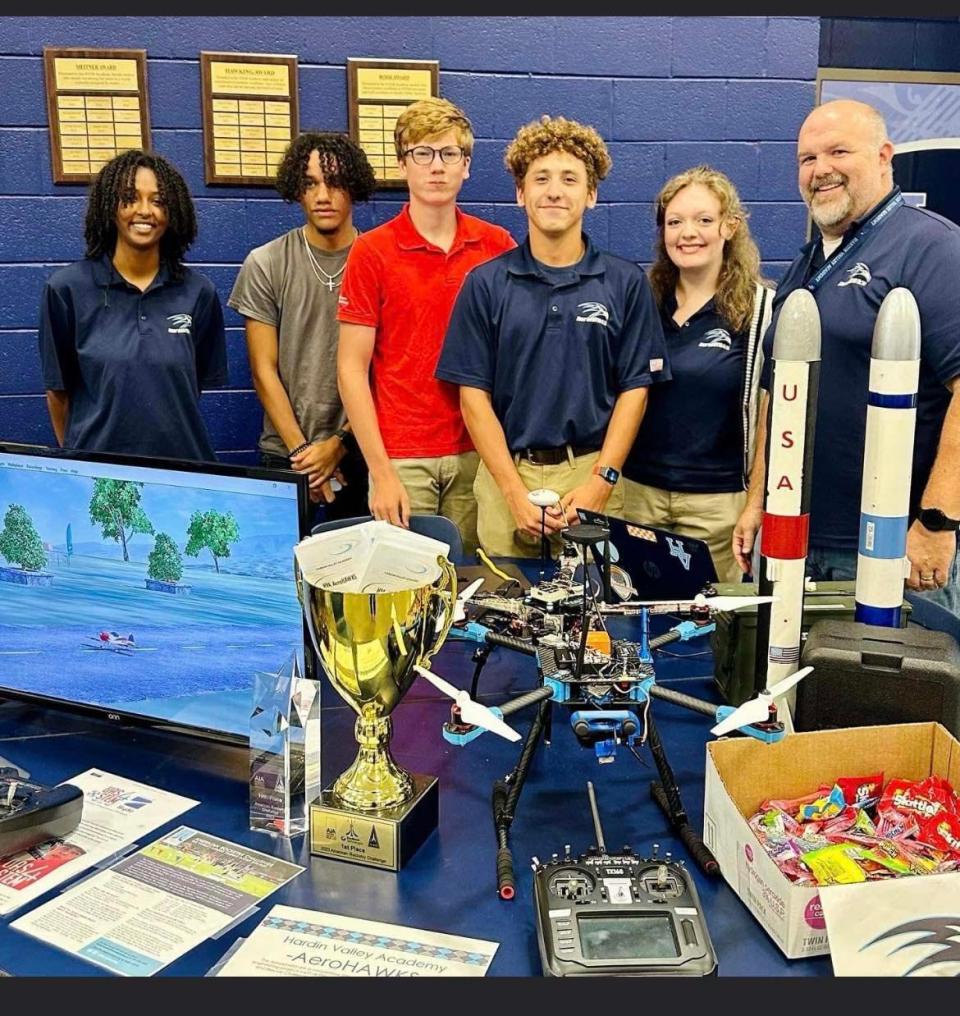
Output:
[
  {"xmin": 644, "ymin": 711, "xmax": 720, "ymax": 877},
  {"xmin": 493, "ymin": 699, "xmax": 550, "ymax": 900}
]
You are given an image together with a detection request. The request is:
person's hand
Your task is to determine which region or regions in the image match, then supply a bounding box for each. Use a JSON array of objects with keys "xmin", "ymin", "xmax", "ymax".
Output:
[
  {"xmin": 506, "ymin": 487, "xmax": 565, "ymax": 540},
  {"xmin": 309, "ymin": 479, "xmax": 338, "ymax": 504},
  {"xmin": 558, "ymin": 476, "xmax": 614, "ymax": 525},
  {"xmin": 309, "ymin": 468, "xmax": 346, "ymax": 498},
  {"xmin": 906, "ymin": 520, "xmax": 956, "ymax": 591},
  {"xmin": 290, "ymin": 436, "xmax": 346, "ymax": 484},
  {"xmin": 370, "ymin": 469, "xmax": 410, "ymax": 527},
  {"xmin": 732, "ymin": 504, "xmax": 764, "ymax": 574}
]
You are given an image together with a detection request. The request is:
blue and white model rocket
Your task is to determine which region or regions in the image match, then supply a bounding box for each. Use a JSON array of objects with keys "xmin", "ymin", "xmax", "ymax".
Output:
[{"xmin": 855, "ymin": 288, "xmax": 921, "ymax": 627}]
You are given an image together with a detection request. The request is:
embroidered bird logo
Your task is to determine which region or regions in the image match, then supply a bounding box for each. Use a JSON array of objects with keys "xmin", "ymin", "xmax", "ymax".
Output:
[
  {"xmin": 166, "ymin": 313, "xmax": 193, "ymax": 334},
  {"xmin": 837, "ymin": 262, "xmax": 872, "ymax": 287}
]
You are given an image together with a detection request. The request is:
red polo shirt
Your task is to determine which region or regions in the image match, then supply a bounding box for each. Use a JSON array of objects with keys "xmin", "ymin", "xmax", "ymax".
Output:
[{"xmin": 338, "ymin": 204, "xmax": 515, "ymax": 458}]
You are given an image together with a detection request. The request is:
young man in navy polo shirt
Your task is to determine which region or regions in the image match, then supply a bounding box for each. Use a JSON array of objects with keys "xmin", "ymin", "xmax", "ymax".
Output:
[
  {"xmin": 732, "ymin": 99, "xmax": 960, "ymax": 617},
  {"xmin": 436, "ymin": 116, "xmax": 669, "ymax": 557}
]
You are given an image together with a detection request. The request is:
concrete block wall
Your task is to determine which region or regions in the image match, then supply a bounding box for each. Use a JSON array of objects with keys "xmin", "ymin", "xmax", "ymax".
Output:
[{"xmin": 0, "ymin": 15, "xmax": 819, "ymax": 462}]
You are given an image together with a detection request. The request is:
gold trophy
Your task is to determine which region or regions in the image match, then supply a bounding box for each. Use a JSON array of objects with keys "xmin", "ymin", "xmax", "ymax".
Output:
[{"xmin": 297, "ymin": 557, "xmax": 456, "ymax": 870}]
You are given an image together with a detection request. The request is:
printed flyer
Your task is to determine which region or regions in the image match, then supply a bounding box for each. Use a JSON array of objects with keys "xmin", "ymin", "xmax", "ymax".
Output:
[
  {"xmin": 0, "ymin": 769, "xmax": 197, "ymax": 916},
  {"xmin": 11, "ymin": 826, "xmax": 303, "ymax": 975},
  {"xmin": 215, "ymin": 904, "xmax": 498, "ymax": 976}
]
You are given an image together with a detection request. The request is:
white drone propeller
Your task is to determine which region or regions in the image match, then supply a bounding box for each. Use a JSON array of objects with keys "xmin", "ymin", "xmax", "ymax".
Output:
[
  {"xmin": 710, "ymin": 666, "xmax": 814, "ymax": 737},
  {"xmin": 453, "ymin": 578, "xmax": 485, "ymax": 624},
  {"xmin": 414, "ymin": 665, "xmax": 521, "ymax": 742},
  {"xmin": 619, "ymin": 593, "xmax": 777, "ymax": 613}
]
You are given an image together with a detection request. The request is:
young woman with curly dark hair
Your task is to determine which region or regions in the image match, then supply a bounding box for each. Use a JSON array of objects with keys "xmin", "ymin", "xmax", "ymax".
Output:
[{"xmin": 38, "ymin": 150, "xmax": 227, "ymax": 461}]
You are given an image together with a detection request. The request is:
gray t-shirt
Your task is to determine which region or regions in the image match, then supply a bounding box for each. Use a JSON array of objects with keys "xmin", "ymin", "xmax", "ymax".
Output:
[{"xmin": 228, "ymin": 226, "xmax": 351, "ymax": 457}]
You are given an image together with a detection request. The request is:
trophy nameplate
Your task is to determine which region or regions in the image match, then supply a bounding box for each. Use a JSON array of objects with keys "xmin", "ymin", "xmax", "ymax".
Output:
[{"xmin": 309, "ymin": 773, "xmax": 438, "ymax": 871}]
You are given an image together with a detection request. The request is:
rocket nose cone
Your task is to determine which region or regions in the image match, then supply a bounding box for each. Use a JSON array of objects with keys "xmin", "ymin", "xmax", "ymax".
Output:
[
  {"xmin": 772, "ymin": 289, "xmax": 821, "ymax": 362},
  {"xmin": 872, "ymin": 287, "xmax": 921, "ymax": 361}
]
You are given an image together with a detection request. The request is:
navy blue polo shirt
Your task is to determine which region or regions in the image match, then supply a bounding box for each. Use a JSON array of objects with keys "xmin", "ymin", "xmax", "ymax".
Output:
[
  {"xmin": 435, "ymin": 235, "xmax": 669, "ymax": 451},
  {"xmin": 760, "ymin": 189, "xmax": 960, "ymax": 550},
  {"xmin": 39, "ymin": 254, "xmax": 228, "ymax": 462},
  {"xmin": 624, "ymin": 294, "xmax": 746, "ymax": 492}
]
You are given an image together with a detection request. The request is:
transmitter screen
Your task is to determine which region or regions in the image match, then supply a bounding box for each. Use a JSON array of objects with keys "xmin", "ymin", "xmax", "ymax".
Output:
[{"xmin": 578, "ymin": 913, "xmax": 680, "ymax": 960}]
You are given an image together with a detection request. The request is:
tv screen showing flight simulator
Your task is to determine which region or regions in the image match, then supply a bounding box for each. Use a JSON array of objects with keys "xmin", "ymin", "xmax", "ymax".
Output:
[{"xmin": 0, "ymin": 445, "xmax": 308, "ymax": 741}]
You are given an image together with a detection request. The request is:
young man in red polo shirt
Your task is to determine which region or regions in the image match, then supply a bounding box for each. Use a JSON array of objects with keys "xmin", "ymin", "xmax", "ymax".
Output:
[{"xmin": 336, "ymin": 97, "xmax": 515, "ymax": 553}]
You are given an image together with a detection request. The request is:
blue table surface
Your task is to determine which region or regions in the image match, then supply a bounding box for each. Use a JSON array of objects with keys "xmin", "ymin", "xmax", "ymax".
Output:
[{"xmin": 0, "ymin": 608, "xmax": 832, "ymax": 979}]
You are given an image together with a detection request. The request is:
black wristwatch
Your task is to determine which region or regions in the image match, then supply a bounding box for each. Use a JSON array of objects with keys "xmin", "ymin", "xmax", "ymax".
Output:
[
  {"xmin": 917, "ymin": 507, "xmax": 960, "ymax": 532},
  {"xmin": 333, "ymin": 426, "xmax": 350, "ymax": 445}
]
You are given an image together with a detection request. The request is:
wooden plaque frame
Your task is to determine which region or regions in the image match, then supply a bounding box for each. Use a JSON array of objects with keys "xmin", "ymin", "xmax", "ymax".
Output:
[
  {"xmin": 200, "ymin": 51, "xmax": 300, "ymax": 187},
  {"xmin": 43, "ymin": 47, "xmax": 151, "ymax": 185},
  {"xmin": 347, "ymin": 58, "xmax": 440, "ymax": 189}
]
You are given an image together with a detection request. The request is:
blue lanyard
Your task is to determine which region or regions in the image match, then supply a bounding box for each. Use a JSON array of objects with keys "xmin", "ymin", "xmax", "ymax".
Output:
[{"xmin": 805, "ymin": 190, "xmax": 904, "ymax": 293}]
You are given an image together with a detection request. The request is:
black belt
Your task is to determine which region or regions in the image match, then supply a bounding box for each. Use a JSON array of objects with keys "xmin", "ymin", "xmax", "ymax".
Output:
[{"xmin": 518, "ymin": 445, "xmax": 598, "ymax": 466}]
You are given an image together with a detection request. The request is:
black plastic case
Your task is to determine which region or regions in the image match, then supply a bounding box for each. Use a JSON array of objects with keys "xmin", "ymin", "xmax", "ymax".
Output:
[{"xmin": 796, "ymin": 620, "xmax": 960, "ymax": 736}]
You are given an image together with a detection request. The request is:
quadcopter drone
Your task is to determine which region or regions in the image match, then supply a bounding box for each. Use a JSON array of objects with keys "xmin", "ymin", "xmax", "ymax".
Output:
[{"xmin": 417, "ymin": 519, "xmax": 813, "ymax": 899}]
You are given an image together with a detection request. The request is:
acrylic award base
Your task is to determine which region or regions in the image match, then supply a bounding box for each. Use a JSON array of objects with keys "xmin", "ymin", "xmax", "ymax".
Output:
[{"xmin": 309, "ymin": 774, "xmax": 438, "ymax": 871}]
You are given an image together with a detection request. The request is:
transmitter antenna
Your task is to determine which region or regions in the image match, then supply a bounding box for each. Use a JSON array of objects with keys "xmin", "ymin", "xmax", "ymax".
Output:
[{"xmin": 586, "ymin": 781, "xmax": 607, "ymax": 855}]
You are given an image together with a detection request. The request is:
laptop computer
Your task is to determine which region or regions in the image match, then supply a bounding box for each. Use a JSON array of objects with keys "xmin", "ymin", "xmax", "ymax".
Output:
[{"xmin": 576, "ymin": 509, "xmax": 718, "ymax": 601}]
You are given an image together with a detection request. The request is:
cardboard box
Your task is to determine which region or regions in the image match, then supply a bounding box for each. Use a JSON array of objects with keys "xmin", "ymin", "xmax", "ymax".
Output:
[{"xmin": 702, "ymin": 722, "xmax": 960, "ymax": 959}]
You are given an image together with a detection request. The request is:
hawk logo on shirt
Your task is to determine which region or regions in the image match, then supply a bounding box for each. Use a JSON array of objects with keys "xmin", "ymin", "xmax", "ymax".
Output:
[
  {"xmin": 837, "ymin": 262, "xmax": 872, "ymax": 288},
  {"xmin": 166, "ymin": 314, "xmax": 193, "ymax": 335},
  {"xmin": 698, "ymin": 328, "xmax": 732, "ymax": 351},
  {"xmin": 575, "ymin": 302, "xmax": 610, "ymax": 326},
  {"xmin": 666, "ymin": 537, "xmax": 691, "ymax": 571}
]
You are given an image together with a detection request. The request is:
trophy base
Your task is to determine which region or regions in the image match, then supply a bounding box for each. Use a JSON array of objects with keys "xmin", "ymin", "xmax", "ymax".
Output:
[{"xmin": 309, "ymin": 773, "xmax": 438, "ymax": 871}]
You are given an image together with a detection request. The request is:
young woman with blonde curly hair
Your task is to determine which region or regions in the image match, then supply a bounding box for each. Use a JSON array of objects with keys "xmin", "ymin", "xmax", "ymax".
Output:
[{"xmin": 621, "ymin": 165, "xmax": 772, "ymax": 582}]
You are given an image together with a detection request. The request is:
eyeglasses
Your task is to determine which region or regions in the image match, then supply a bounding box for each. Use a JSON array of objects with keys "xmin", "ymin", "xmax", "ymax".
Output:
[{"xmin": 401, "ymin": 145, "xmax": 466, "ymax": 166}]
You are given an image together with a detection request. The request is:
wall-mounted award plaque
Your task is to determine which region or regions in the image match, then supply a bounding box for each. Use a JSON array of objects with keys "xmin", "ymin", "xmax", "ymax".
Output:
[
  {"xmin": 347, "ymin": 58, "xmax": 440, "ymax": 188},
  {"xmin": 43, "ymin": 47, "xmax": 151, "ymax": 184},
  {"xmin": 200, "ymin": 51, "xmax": 299, "ymax": 186}
]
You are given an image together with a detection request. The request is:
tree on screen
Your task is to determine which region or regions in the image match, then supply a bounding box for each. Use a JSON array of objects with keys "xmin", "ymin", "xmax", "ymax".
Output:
[
  {"xmin": 147, "ymin": 532, "xmax": 183, "ymax": 583},
  {"xmin": 88, "ymin": 479, "xmax": 154, "ymax": 562},
  {"xmin": 184, "ymin": 509, "xmax": 239, "ymax": 574},
  {"xmin": 0, "ymin": 504, "xmax": 47, "ymax": 571}
]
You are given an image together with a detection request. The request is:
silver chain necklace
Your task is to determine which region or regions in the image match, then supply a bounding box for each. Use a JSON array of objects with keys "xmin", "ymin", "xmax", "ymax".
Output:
[{"xmin": 300, "ymin": 227, "xmax": 351, "ymax": 292}]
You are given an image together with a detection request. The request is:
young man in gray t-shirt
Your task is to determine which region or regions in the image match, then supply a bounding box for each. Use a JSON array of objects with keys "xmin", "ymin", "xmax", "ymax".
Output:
[{"xmin": 229, "ymin": 133, "xmax": 376, "ymax": 519}]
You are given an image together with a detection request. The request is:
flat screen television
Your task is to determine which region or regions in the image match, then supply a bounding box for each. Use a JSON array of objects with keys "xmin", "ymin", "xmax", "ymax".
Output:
[{"xmin": 0, "ymin": 443, "xmax": 312, "ymax": 745}]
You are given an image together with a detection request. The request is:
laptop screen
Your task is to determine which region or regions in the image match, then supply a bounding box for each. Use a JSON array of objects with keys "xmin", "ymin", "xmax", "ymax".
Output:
[{"xmin": 576, "ymin": 509, "xmax": 718, "ymax": 600}]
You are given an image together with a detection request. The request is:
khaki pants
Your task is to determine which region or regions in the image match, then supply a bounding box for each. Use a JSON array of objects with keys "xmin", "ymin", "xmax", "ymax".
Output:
[
  {"xmin": 369, "ymin": 451, "xmax": 480, "ymax": 555},
  {"xmin": 475, "ymin": 450, "xmax": 625, "ymax": 559},
  {"xmin": 622, "ymin": 479, "xmax": 746, "ymax": 584}
]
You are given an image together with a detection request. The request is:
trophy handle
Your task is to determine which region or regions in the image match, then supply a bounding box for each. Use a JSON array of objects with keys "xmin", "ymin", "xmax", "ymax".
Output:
[
  {"xmin": 294, "ymin": 560, "xmax": 325, "ymax": 661},
  {"xmin": 421, "ymin": 556, "xmax": 458, "ymax": 668}
]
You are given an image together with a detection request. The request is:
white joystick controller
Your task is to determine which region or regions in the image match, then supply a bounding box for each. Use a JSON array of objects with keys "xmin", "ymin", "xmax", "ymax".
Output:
[{"xmin": 528, "ymin": 488, "xmax": 560, "ymax": 508}]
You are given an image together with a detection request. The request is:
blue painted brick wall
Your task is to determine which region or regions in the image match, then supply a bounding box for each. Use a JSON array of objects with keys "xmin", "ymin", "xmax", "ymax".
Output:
[{"xmin": 0, "ymin": 15, "xmax": 819, "ymax": 462}]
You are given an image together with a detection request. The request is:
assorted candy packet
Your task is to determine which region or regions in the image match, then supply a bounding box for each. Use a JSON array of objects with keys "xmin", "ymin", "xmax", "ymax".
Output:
[{"xmin": 747, "ymin": 772, "xmax": 960, "ymax": 886}]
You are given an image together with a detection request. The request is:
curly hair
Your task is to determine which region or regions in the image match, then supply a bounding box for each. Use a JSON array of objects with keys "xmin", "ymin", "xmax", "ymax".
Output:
[
  {"xmin": 84, "ymin": 150, "xmax": 196, "ymax": 277},
  {"xmin": 648, "ymin": 165, "xmax": 765, "ymax": 334},
  {"xmin": 274, "ymin": 132, "xmax": 377, "ymax": 204},
  {"xmin": 393, "ymin": 97, "xmax": 474, "ymax": 159},
  {"xmin": 504, "ymin": 115, "xmax": 612, "ymax": 191}
]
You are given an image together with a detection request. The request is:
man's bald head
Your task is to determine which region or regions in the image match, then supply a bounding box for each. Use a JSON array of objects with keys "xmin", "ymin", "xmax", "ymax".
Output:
[
  {"xmin": 797, "ymin": 99, "xmax": 895, "ymax": 238},
  {"xmin": 801, "ymin": 99, "xmax": 889, "ymax": 150}
]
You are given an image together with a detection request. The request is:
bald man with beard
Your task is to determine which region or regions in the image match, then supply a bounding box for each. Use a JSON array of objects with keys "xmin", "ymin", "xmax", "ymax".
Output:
[{"xmin": 732, "ymin": 99, "xmax": 960, "ymax": 619}]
